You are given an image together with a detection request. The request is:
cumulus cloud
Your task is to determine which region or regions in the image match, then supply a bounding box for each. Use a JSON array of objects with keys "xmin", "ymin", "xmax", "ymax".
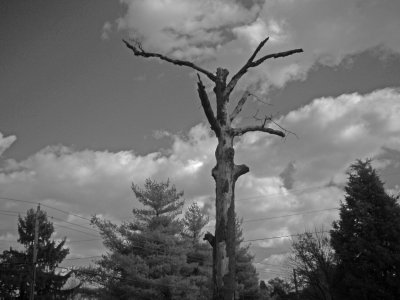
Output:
[
  {"xmin": 1, "ymin": 88, "xmax": 399, "ymax": 275},
  {"xmin": 0, "ymin": 125, "xmax": 217, "ymax": 263},
  {"xmin": 233, "ymin": 88, "xmax": 400, "ymax": 279},
  {"xmin": 117, "ymin": 0, "xmax": 261, "ymax": 60},
  {"xmin": 112, "ymin": 0, "xmax": 400, "ymax": 90},
  {"xmin": 0, "ymin": 132, "xmax": 16, "ymax": 157},
  {"xmin": 235, "ymin": 88, "xmax": 400, "ymax": 186}
]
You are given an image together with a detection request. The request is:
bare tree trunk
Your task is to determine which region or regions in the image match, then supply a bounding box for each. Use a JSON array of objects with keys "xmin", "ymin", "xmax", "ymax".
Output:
[
  {"xmin": 210, "ymin": 68, "xmax": 250, "ymax": 299},
  {"xmin": 212, "ymin": 134, "xmax": 249, "ymax": 299},
  {"xmin": 123, "ymin": 37, "xmax": 303, "ymax": 300}
]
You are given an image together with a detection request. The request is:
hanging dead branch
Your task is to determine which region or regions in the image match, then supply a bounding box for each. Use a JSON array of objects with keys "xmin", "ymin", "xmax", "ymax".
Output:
[
  {"xmin": 197, "ymin": 74, "xmax": 220, "ymax": 134},
  {"xmin": 230, "ymin": 91, "xmax": 251, "ymax": 122}
]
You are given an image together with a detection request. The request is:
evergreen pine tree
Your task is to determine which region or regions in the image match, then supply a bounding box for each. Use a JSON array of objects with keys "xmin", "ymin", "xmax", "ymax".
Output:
[
  {"xmin": 182, "ymin": 202, "xmax": 212, "ymax": 299},
  {"xmin": 235, "ymin": 217, "xmax": 260, "ymax": 300},
  {"xmin": 183, "ymin": 202, "xmax": 209, "ymax": 247},
  {"xmin": 331, "ymin": 159, "xmax": 400, "ymax": 299},
  {"xmin": 0, "ymin": 207, "xmax": 71, "ymax": 299},
  {"xmin": 87, "ymin": 179, "xmax": 198, "ymax": 299}
]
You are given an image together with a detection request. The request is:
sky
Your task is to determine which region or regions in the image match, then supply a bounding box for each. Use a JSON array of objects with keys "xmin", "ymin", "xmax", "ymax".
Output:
[{"xmin": 1, "ymin": 0, "xmax": 400, "ymax": 282}]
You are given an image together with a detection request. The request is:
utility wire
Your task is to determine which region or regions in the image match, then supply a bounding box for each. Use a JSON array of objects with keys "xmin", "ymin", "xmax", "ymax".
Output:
[
  {"xmin": 204, "ymin": 206, "xmax": 339, "ymax": 228},
  {"xmin": 242, "ymin": 207, "xmax": 338, "ymax": 224},
  {"xmin": 49, "ymin": 216, "xmax": 99, "ymax": 233},
  {"xmin": 64, "ymin": 256, "xmax": 102, "ymax": 261},
  {"xmin": 54, "ymin": 224, "xmax": 100, "ymax": 238},
  {"xmin": 67, "ymin": 238, "xmax": 102, "ymax": 243},
  {"xmin": 0, "ymin": 208, "xmax": 99, "ymax": 237},
  {"xmin": 244, "ymin": 230, "xmax": 331, "ymax": 243},
  {"xmin": 0, "ymin": 197, "xmax": 92, "ymax": 223}
]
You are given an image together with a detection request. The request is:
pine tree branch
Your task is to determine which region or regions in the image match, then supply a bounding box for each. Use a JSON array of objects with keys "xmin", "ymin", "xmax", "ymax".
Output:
[{"xmin": 123, "ymin": 39, "xmax": 216, "ymax": 82}]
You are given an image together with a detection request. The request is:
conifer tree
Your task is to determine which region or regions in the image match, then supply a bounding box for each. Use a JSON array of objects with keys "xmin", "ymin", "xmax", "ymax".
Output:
[
  {"xmin": 235, "ymin": 218, "xmax": 260, "ymax": 300},
  {"xmin": 331, "ymin": 159, "xmax": 400, "ymax": 299},
  {"xmin": 87, "ymin": 179, "xmax": 198, "ymax": 299},
  {"xmin": 183, "ymin": 202, "xmax": 213, "ymax": 299},
  {"xmin": 183, "ymin": 202, "xmax": 210, "ymax": 247},
  {"xmin": 0, "ymin": 208, "xmax": 71, "ymax": 298}
]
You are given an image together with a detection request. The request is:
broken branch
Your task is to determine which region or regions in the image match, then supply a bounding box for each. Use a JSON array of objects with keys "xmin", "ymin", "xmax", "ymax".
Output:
[
  {"xmin": 123, "ymin": 39, "xmax": 216, "ymax": 82},
  {"xmin": 247, "ymin": 37, "xmax": 269, "ymax": 64},
  {"xmin": 224, "ymin": 36, "xmax": 303, "ymax": 98},
  {"xmin": 232, "ymin": 125, "xmax": 285, "ymax": 137},
  {"xmin": 252, "ymin": 48, "xmax": 304, "ymax": 67},
  {"xmin": 197, "ymin": 74, "xmax": 220, "ymax": 135}
]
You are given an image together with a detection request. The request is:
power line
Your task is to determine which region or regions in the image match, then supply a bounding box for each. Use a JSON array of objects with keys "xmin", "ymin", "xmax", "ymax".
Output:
[
  {"xmin": 64, "ymin": 255, "xmax": 102, "ymax": 261},
  {"xmin": 49, "ymin": 216, "xmax": 99, "ymax": 233},
  {"xmin": 54, "ymin": 224, "xmax": 100, "ymax": 238},
  {"xmin": 0, "ymin": 197, "xmax": 37, "ymax": 205},
  {"xmin": 0, "ymin": 197, "xmax": 92, "ymax": 223},
  {"xmin": 242, "ymin": 207, "xmax": 338, "ymax": 224},
  {"xmin": 0, "ymin": 211, "xmax": 18, "ymax": 217},
  {"xmin": 0, "ymin": 208, "xmax": 99, "ymax": 237},
  {"xmin": 40, "ymin": 203, "xmax": 92, "ymax": 222},
  {"xmin": 204, "ymin": 206, "xmax": 339, "ymax": 228},
  {"xmin": 244, "ymin": 230, "xmax": 331, "ymax": 243},
  {"xmin": 67, "ymin": 238, "xmax": 102, "ymax": 243},
  {"xmin": 235, "ymin": 184, "xmax": 327, "ymax": 202}
]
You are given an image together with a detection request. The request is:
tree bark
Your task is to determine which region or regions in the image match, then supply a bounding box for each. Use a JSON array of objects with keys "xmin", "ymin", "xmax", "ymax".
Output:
[{"xmin": 209, "ymin": 68, "xmax": 250, "ymax": 299}]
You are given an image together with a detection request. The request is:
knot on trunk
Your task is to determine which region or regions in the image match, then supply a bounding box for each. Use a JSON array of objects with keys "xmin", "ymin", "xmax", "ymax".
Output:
[
  {"xmin": 234, "ymin": 164, "xmax": 250, "ymax": 180},
  {"xmin": 203, "ymin": 231, "xmax": 215, "ymax": 247},
  {"xmin": 212, "ymin": 166, "xmax": 218, "ymax": 180}
]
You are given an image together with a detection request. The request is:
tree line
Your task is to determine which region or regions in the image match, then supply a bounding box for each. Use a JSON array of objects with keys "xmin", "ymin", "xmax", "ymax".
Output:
[
  {"xmin": 290, "ymin": 159, "xmax": 400, "ymax": 300},
  {"xmin": 1, "ymin": 159, "xmax": 400, "ymax": 299}
]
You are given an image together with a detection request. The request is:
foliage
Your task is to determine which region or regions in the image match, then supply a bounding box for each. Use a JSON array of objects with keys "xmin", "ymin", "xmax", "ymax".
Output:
[
  {"xmin": 78, "ymin": 179, "xmax": 270, "ymax": 299},
  {"xmin": 267, "ymin": 277, "xmax": 292, "ymax": 300},
  {"xmin": 290, "ymin": 228, "xmax": 336, "ymax": 300},
  {"xmin": 183, "ymin": 202, "xmax": 209, "ymax": 246},
  {"xmin": 182, "ymin": 202, "xmax": 212, "ymax": 299},
  {"xmin": 131, "ymin": 179, "xmax": 184, "ymax": 233},
  {"xmin": 82, "ymin": 179, "xmax": 202, "ymax": 299},
  {"xmin": 331, "ymin": 159, "xmax": 400, "ymax": 299},
  {"xmin": 235, "ymin": 217, "xmax": 260, "ymax": 300},
  {"xmin": 259, "ymin": 280, "xmax": 272, "ymax": 299},
  {"xmin": 0, "ymin": 208, "xmax": 71, "ymax": 299}
]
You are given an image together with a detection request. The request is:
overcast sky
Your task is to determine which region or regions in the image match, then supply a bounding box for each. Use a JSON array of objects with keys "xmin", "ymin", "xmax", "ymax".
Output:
[{"xmin": 1, "ymin": 0, "xmax": 400, "ymax": 281}]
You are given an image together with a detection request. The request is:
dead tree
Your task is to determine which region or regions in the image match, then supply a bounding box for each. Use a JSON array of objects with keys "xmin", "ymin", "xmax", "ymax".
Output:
[{"xmin": 123, "ymin": 37, "xmax": 303, "ymax": 300}]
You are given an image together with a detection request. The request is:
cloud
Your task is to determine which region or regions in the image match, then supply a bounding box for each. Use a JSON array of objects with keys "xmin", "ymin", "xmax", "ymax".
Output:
[
  {"xmin": 0, "ymin": 133, "xmax": 16, "ymax": 157},
  {"xmin": 235, "ymin": 88, "xmax": 400, "ymax": 186},
  {"xmin": 112, "ymin": 0, "xmax": 400, "ymax": 90},
  {"xmin": 1, "ymin": 88, "xmax": 399, "ymax": 274},
  {"xmin": 279, "ymin": 161, "xmax": 296, "ymax": 189},
  {"xmin": 0, "ymin": 125, "xmax": 217, "ymax": 262},
  {"xmin": 231, "ymin": 87, "xmax": 400, "ymax": 278},
  {"xmin": 116, "ymin": 0, "xmax": 261, "ymax": 60},
  {"xmin": 101, "ymin": 21, "xmax": 112, "ymax": 40}
]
